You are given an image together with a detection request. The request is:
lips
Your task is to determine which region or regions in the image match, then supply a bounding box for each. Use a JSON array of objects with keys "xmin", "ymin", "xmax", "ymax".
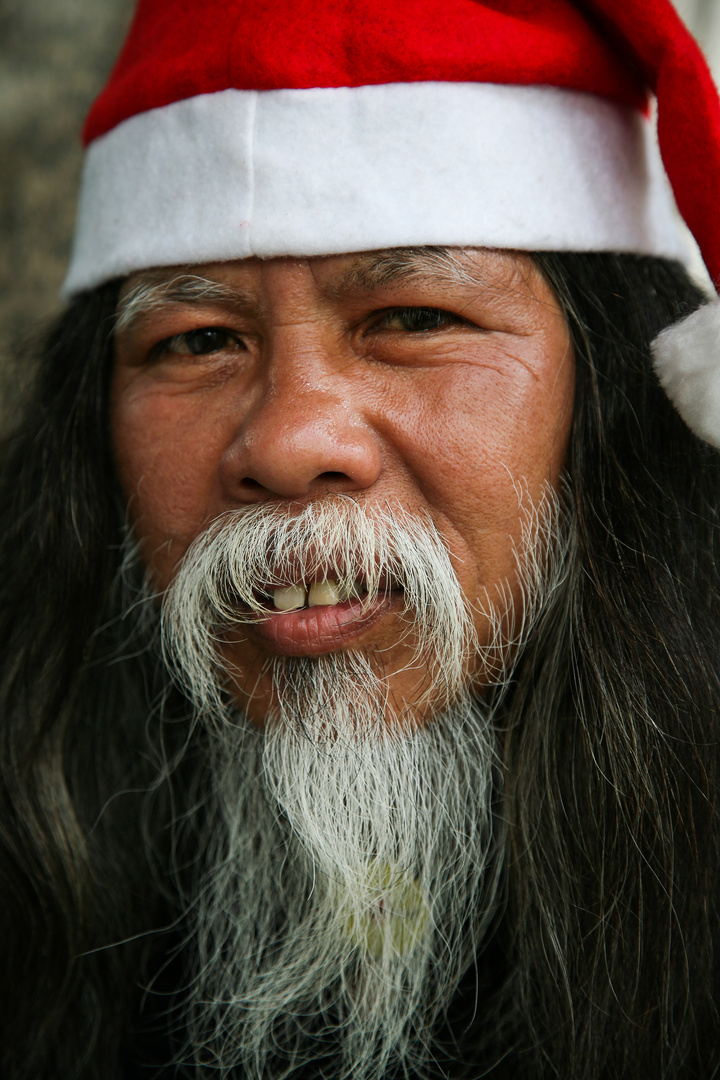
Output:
[
  {"xmin": 244, "ymin": 585, "xmax": 403, "ymax": 656},
  {"xmin": 213, "ymin": 551, "xmax": 405, "ymax": 657}
]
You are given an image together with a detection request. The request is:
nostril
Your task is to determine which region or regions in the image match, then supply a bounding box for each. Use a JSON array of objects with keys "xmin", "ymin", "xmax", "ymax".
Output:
[
  {"xmin": 318, "ymin": 471, "xmax": 351, "ymax": 483},
  {"xmin": 239, "ymin": 471, "xmax": 354, "ymax": 498}
]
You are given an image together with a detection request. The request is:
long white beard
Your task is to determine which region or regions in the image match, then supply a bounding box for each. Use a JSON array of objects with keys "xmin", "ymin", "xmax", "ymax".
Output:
[
  {"xmin": 188, "ymin": 695, "xmax": 498, "ymax": 1080},
  {"xmin": 159, "ymin": 491, "xmax": 567, "ymax": 1079}
]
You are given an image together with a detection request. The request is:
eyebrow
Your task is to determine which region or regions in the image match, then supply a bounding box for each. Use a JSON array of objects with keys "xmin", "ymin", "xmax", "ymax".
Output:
[
  {"xmin": 115, "ymin": 273, "xmax": 254, "ymax": 335},
  {"xmin": 329, "ymin": 246, "xmax": 482, "ymax": 293}
]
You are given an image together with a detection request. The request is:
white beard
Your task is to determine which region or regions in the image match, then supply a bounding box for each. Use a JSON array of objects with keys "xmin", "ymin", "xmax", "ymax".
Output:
[
  {"xmin": 159, "ymin": 490, "xmax": 567, "ymax": 1079},
  {"xmin": 188, "ymin": 690, "xmax": 498, "ymax": 1080}
]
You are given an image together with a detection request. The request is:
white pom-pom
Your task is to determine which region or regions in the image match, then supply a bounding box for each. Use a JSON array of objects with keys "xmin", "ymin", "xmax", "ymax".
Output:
[{"xmin": 652, "ymin": 301, "xmax": 720, "ymax": 449}]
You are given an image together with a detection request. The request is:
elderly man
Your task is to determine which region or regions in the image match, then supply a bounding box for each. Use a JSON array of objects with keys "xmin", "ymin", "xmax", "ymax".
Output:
[{"xmin": 2, "ymin": 0, "xmax": 720, "ymax": 1078}]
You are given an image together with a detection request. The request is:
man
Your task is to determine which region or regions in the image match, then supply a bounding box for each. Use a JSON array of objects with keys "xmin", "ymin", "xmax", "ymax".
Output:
[{"xmin": 2, "ymin": 1, "xmax": 720, "ymax": 1077}]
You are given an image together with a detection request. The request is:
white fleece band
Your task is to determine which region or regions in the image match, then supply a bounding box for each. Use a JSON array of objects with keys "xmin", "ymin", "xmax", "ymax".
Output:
[{"xmin": 62, "ymin": 81, "xmax": 688, "ymax": 298}]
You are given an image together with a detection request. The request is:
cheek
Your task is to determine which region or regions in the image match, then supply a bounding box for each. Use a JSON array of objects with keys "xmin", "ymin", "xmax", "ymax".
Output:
[
  {"xmin": 391, "ymin": 350, "xmax": 573, "ymax": 593},
  {"xmin": 111, "ymin": 389, "xmax": 228, "ymax": 582}
]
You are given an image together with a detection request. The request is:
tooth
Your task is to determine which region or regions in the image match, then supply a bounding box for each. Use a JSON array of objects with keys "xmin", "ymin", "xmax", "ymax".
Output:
[
  {"xmin": 273, "ymin": 584, "xmax": 306, "ymax": 611},
  {"xmin": 308, "ymin": 579, "xmax": 341, "ymax": 607},
  {"xmin": 338, "ymin": 578, "xmax": 365, "ymax": 601}
]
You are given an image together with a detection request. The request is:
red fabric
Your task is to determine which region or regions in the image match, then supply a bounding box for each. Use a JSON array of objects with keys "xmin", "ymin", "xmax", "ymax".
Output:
[
  {"xmin": 580, "ymin": 0, "xmax": 720, "ymax": 284},
  {"xmin": 84, "ymin": 0, "xmax": 646, "ymax": 143}
]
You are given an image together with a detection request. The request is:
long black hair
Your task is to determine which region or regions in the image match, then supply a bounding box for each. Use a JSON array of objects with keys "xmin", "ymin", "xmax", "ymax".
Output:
[
  {"xmin": 494, "ymin": 253, "xmax": 720, "ymax": 1079},
  {"xmin": 0, "ymin": 254, "xmax": 718, "ymax": 1079},
  {"xmin": 0, "ymin": 282, "xmax": 186, "ymax": 1078}
]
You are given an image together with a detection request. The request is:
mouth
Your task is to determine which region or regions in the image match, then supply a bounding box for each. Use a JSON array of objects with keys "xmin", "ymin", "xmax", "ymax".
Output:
[{"xmin": 231, "ymin": 575, "xmax": 405, "ymax": 656}]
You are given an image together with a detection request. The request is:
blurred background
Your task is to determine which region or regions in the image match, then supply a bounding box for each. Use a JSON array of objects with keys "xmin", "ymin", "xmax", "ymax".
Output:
[
  {"xmin": 676, "ymin": 0, "xmax": 720, "ymax": 64},
  {"xmin": 0, "ymin": 0, "xmax": 719, "ymax": 414}
]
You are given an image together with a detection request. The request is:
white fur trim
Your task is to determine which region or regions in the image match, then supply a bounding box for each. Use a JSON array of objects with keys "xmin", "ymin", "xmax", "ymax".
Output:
[
  {"xmin": 62, "ymin": 81, "xmax": 688, "ymax": 298},
  {"xmin": 652, "ymin": 302, "xmax": 720, "ymax": 448}
]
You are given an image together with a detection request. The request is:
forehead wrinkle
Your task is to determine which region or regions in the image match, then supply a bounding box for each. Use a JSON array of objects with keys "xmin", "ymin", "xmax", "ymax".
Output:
[{"xmin": 115, "ymin": 272, "xmax": 257, "ymax": 335}]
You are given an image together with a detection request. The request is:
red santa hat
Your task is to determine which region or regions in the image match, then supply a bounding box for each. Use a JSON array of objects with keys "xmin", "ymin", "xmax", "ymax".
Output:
[{"xmin": 63, "ymin": 0, "xmax": 720, "ymax": 448}]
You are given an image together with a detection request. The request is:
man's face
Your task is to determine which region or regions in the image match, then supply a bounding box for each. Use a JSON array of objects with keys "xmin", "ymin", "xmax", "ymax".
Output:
[{"xmin": 112, "ymin": 248, "xmax": 574, "ymax": 725}]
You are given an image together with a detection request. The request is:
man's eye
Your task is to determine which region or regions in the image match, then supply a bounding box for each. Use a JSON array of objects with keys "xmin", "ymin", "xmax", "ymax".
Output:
[
  {"xmin": 155, "ymin": 327, "xmax": 244, "ymax": 357},
  {"xmin": 369, "ymin": 307, "xmax": 465, "ymax": 333}
]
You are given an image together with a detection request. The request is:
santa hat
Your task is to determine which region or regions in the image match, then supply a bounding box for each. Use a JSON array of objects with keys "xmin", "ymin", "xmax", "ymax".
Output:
[{"xmin": 63, "ymin": 0, "xmax": 720, "ymax": 449}]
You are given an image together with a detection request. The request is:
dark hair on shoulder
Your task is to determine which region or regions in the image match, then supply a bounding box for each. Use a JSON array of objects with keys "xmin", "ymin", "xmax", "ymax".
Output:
[
  {"xmin": 0, "ymin": 255, "xmax": 719, "ymax": 1078},
  {"xmin": 0, "ymin": 281, "xmax": 185, "ymax": 1079}
]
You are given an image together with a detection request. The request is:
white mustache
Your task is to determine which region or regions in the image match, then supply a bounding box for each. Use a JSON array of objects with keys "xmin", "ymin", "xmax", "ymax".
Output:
[{"xmin": 161, "ymin": 497, "xmax": 477, "ymax": 716}]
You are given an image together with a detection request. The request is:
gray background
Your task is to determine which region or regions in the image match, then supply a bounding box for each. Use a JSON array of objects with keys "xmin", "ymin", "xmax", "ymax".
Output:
[
  {"xmin": 0, "ymin": 0, "xmax": 718, "ymax": 414},
  {"xmin": 0, "ymin": 0, "xmax": 133, "ymax": 413}
]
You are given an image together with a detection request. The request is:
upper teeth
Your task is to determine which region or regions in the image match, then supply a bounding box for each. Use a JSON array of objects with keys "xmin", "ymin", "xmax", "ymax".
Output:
[
  {"xmin": 308, "ymin": 579, "xmax": 340, "ymax": 607},
  {"xmin": 272, "ymin": 578, "xmax": 361, "ymax": 611},
  {"xmin": 272, "ymin": 584, "xmax": 306, "ymax": 612}
]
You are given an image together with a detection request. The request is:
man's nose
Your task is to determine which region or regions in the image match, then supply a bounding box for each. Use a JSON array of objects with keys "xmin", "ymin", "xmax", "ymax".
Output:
[{"xmin": 218, "ymin": 343, "xmax": 383, "ymax": 502}]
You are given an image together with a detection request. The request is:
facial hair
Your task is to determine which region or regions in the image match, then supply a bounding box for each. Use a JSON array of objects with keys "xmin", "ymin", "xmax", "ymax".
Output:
[{"xmin": 159, "ymin": 491, "xmax": 567, "ymax": 1079}]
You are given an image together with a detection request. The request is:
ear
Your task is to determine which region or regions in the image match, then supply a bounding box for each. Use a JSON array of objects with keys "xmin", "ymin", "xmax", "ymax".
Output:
[{"xmin": 652, "ymin": 301, "xmax": 720, "ymax": 448}]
